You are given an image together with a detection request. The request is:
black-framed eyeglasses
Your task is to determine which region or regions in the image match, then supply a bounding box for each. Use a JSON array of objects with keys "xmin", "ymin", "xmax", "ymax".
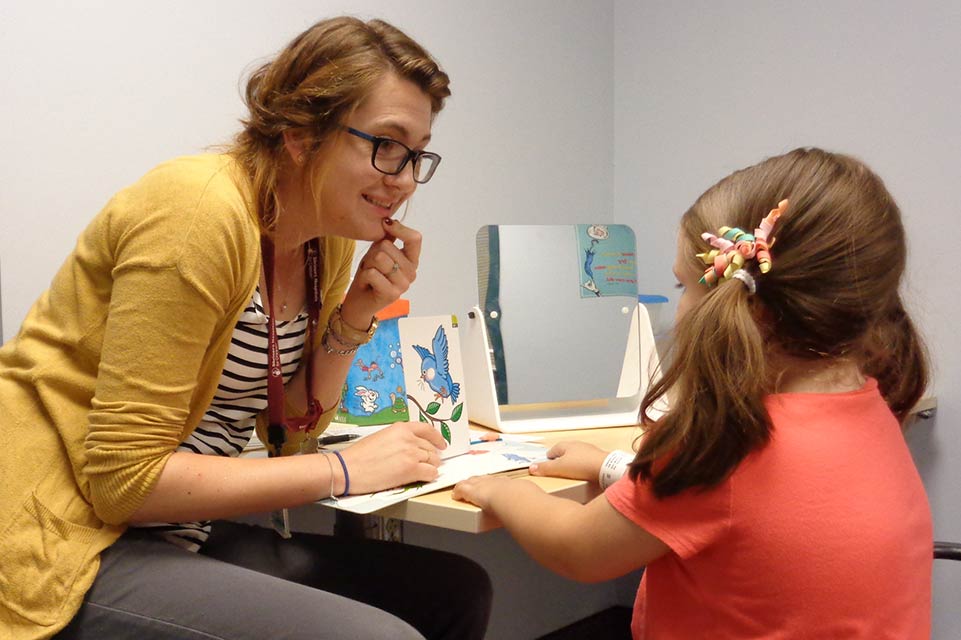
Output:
[{"xmin": 345, "ymin": 127, "xmax": 441, "ymax": 184}]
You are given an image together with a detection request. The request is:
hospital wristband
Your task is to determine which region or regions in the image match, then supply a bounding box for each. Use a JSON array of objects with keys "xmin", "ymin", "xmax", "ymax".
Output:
[{"xmin": 599, "ymin": 450, "xmax": 634, "ymax": 490}]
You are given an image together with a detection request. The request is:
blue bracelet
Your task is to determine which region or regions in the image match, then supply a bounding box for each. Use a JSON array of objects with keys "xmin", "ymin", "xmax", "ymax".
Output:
[{"xmin": 332, "ymin": 450, "xmax": 350, "ymax": 496}]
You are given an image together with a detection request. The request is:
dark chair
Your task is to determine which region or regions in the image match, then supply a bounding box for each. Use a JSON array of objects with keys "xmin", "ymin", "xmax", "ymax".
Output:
[{"xmin": 934, "ymin": 541, "xmax": 961, "ymax": 561}]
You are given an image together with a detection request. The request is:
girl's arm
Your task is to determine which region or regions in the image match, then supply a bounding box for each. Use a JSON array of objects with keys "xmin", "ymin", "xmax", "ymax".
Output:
[
  {"xmin": 529, "ymin": 440, "xmax": 609, "ymax": 482},
  {"xmin": 452, "ymin": 475, "xmax": 670, "ymax": 582}
]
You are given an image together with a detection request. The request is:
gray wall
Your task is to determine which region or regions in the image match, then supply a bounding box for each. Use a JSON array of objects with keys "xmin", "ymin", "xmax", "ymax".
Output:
[
  {"xmin": 613, "ymin": 2, "xmax": 960, "ymax": 637},
  {"xmin": 0, "ymin": 0, "xmax": 614, "ymax": 337}
]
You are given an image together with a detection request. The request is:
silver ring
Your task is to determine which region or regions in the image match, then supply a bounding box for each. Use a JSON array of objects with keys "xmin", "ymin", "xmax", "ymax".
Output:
[{"xmin": 391, "ymin": 262, "xmax": 400, "ymax": 274}]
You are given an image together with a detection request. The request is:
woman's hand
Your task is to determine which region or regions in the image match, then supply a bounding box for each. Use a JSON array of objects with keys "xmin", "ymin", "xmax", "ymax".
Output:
[
  {"xmin": 528, "ymin": 441, "xmax": 609, "ymax": 482},
  {"xmin": 340, "ymin": 218, "xmax": 421, "ymax": 328},
  {"xmin": 452, "ymin": 474, "xmax": 518, "ymax": 511},
  {"xmin": 336, "ymin": 421, "xmax": 446, "ymax": 495}
]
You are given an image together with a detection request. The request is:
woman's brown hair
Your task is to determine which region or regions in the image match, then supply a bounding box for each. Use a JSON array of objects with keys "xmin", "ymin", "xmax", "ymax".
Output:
[
  {"xmin": 631, "ymin": 147, "xmax": 928, "ymax": 498},
  {"xmin": 229, "ymin": 17, "xmax": 451, "ymax": 231}
]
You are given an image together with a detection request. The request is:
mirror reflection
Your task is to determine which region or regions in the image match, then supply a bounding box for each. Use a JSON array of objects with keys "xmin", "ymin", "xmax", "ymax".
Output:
[{"xmin": 476, "ymin": 224, "xmax": 639, "ymax": 405}]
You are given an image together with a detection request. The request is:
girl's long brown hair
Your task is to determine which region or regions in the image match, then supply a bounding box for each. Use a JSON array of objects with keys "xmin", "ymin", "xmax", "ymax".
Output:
[
  {"xmin": 631, "ymin": 148, "xmax": 928, "ymax": 498},
  {"xmin": 229, "ymin": 17, "xmax": 451, "ymax": 231}
]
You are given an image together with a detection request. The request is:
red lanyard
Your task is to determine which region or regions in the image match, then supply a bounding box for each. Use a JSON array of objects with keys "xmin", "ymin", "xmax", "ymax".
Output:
[{"xmin": 260, "ymin": 235, "xmax": 323, "ymax": 455}]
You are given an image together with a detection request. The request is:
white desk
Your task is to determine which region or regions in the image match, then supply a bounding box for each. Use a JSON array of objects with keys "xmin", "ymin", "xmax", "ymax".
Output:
[{"xmin": 372, "ymin": 424, "xmax": 641, "ymax": 533}]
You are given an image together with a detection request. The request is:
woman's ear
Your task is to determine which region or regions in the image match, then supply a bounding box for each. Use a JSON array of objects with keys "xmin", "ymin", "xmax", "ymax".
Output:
[{"xmin": 282, "ymin": 129, "xmax": 309, "ymax": 166}]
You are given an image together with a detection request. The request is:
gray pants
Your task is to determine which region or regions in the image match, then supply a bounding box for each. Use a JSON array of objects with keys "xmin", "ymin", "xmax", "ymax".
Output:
[{"xmin": 56, "ymin": 521, "xmax": 492, "ymax": 640}]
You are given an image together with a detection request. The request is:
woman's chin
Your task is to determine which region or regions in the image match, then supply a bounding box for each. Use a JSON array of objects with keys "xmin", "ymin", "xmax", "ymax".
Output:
[{"xmin": 353, "ymin": 226, "xmax": 389, "ymax": 243}]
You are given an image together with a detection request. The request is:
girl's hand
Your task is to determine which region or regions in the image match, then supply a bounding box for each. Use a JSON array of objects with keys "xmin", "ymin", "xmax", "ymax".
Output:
[
  {"xmin": 529, "ymin": 441, "xmax": 609, "ymax": 482},
  {"xmin": 336, "ymin": 421, "xmax": 445, "ymax": 495},
  {"xmin": 452, "ymin": 474, "xmax": 517, "ymax": 511},
  {"xmin": 341, "ymin": 219, "xmax": 421, "ymax": 328}
]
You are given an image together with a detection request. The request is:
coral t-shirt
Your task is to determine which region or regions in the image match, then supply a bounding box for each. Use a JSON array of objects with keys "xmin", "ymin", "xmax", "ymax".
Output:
[{"xmin": 606, "ymin": 378, "xmax": 931, "ymax": 639}]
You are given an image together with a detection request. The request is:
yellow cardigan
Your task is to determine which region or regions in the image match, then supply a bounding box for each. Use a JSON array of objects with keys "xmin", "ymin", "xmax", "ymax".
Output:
[{"xmin": 0, "ymin": 154, "xmax": 353, "ymax": 638}]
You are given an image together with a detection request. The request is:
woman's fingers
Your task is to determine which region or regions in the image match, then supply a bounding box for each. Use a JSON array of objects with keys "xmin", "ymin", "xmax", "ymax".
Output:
[
  {"xmin": 363, "ymin": 241, "xmax": 415, "ymax": 283},
  {"xmin": 349, "ymin": 257, "xmax": 406, "ymax": 307},
  {"xmin": 370, "ymin": 249, "xmax": 413, "ymax": 283},
  {"xmin": 405, "ymin": 420, "xmax": 449, "ymax": 450},
  {"xmin": 347, "ymin": 221, "xmax": 422, "ymax": 315},
  {"xmin": 415, "ymin": 448, "xmax": 442, "ymax": 481},
  {"xmin": 383, "ymin": 219, "xmax": 422, "ymax": 267},
  {"xmin": 393, "ymin": 422, "xmax": 446, "ymax": 480},
  {"xmin": 353, "ymin": 243, "xmax": 413, "ymax": 311},
  {"xmin": 337, "ymin": 421, "xmax": 448, "ymax": 493}
]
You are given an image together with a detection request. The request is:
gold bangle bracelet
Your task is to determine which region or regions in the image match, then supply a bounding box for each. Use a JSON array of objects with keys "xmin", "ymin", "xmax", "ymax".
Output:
[
  {"xmin": 321, "ymin": 452, "xmax": 337, "ymax": 498},
  {"xmin": 327, "ymin": 327, "xmax": 360, "ymax": 349},
  {"xmin": 321, "ymin": 329, "xmax": 358, "ymax": 356},
  {"xmin": 329, "ymin": 304, "xmax": 377, "ymax": 345}
]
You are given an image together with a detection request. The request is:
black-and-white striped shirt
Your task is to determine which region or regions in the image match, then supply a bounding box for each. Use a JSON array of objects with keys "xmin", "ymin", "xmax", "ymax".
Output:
[{"xmin": 133, "ymin": 287, "xmax": 308, "ymax": 551}]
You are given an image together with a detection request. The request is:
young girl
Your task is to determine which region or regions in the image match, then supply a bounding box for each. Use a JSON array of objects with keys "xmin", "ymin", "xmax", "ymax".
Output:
[{"xmin": 454, "ymin": 148, "xmax": 932, "ymax": 638}]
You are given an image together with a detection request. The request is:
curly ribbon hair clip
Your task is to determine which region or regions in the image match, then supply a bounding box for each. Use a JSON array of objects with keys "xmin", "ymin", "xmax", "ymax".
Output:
[{"xmin": 696, "ymin": 199, "xmax": 788, "ymax": 292}]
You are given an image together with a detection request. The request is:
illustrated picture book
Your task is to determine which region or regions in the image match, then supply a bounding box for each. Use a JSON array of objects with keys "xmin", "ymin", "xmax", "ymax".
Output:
[
  {"xmin": 397, "ymin": 314, "xmax": 470, "ymax": 459},
  {"xmin": 333, "ymin": 299, "xmax": 412, "ymax": 426}
]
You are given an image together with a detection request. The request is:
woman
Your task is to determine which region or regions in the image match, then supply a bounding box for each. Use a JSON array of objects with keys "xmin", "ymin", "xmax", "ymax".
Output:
[{"xmin": 0, "ymin": 16, "xmax": 491, "ymax": 640}]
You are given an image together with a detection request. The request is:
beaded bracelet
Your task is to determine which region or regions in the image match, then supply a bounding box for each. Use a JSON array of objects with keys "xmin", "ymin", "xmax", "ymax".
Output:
[
  {"xmin": 599, "ymin": 450, "xmax": 633, "ymax": 490},
  {"xmin": 327, "ymin": 327, "xmax": 361, "ymax": 349},
  {"xmin": 321, "ymin": 329, "xmax": 359, "ymax": 357},
  {"xmin": 332, "ymin": 450, "xmax": 350, "ymax": 496}
]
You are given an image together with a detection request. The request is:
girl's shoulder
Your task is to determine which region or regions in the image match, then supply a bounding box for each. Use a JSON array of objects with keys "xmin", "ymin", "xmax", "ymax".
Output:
[{"xmin": 764, "ymin": 377, "xmax": 887, "ymax": 422}]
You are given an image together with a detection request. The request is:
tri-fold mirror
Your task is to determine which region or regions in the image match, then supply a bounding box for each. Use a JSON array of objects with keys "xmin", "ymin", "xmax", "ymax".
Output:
[{"xmin": 462, "ymin": 224, "xmax": 661, "ymax": 433}]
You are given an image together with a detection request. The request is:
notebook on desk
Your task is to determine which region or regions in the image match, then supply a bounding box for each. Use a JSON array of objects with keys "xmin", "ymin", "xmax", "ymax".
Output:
[{"xmin": 315, "ymin": 432, "xmax": 547, "ymax": 514}]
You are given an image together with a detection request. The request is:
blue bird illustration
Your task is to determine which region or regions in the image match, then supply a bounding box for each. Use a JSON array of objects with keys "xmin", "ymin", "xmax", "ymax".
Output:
[{"xmin": 412, "ymin": 325, "xmax": 461, "ymax": 404}]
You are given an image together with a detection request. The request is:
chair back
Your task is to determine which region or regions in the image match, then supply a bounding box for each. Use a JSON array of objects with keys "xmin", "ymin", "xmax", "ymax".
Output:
[{"xmin": 934, "ymin": 541, "xmax": 961, "ymax": 561}]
